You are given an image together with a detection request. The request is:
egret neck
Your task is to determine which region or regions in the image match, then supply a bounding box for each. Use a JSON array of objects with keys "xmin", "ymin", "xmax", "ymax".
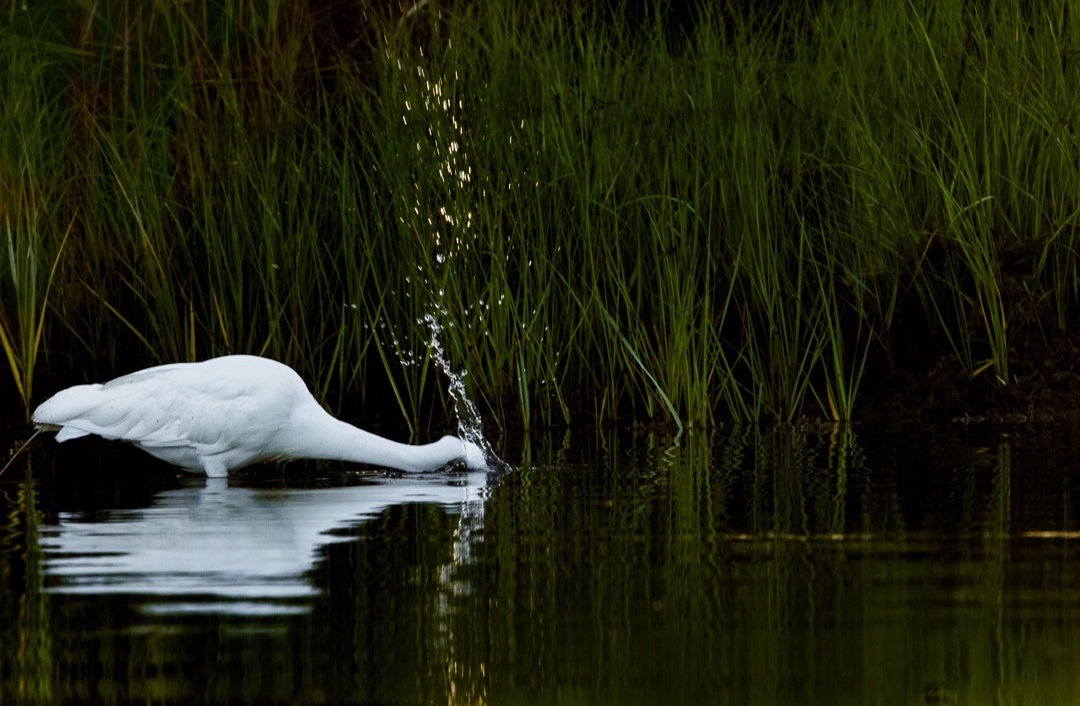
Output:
[{"xmin": 276, "ymin": 402, "xmax": 467, "ymax": 473}]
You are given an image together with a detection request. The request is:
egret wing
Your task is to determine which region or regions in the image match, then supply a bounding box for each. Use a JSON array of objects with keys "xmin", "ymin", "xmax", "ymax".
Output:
[{"xmin": 34, "ymin": 364, "xmax": 276, "ymax": 456}]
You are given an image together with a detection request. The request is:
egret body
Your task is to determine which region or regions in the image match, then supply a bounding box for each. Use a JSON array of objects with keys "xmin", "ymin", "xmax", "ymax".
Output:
[{"xmin": 32, "ymin": 355, "xmax": 489, "ymax": 477}]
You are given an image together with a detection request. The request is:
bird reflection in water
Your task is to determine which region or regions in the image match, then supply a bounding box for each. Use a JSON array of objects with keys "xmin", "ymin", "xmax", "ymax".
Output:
[{"xmin": 39, "ymin": 470, "xmax": 490, "ymax": 616}]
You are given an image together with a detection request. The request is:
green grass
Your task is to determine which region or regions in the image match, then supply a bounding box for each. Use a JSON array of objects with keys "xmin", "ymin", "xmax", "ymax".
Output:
[{"xmin": 2, "ymin": 0, "xmax": 1080, "ymax": 427}]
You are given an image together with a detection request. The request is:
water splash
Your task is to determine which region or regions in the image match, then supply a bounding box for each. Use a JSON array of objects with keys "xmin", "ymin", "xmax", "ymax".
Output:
[{"xmin": 422, "ymin": 312, "xmax": 511, "ymax": 473}]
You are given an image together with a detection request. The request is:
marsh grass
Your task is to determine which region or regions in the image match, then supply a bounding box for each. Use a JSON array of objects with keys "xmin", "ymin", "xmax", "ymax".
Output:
[
  {"xmin": 3, "ymin": 1, "xmax": 1080, "ymax": 425},
  {"xmin": 0, "ymin": 26, "xmax": 74, "ymax": 414}
]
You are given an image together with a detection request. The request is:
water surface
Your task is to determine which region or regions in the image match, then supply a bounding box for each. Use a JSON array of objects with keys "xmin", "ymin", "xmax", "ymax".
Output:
[{"xmin": 3, "ymin": 425, "xmax": 1080, "ymax": 704}]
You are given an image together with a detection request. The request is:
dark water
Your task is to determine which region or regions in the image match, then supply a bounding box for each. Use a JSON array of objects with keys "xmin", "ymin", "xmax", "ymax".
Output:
[{"xmin": 3, "ymin": 424, "xmax": 1080, "ymax": 704}]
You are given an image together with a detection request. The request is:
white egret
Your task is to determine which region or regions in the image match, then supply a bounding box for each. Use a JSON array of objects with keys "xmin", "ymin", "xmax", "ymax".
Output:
[{"xmin": 32, "ymin": 354, "xmax": 491, "ymax": 478}]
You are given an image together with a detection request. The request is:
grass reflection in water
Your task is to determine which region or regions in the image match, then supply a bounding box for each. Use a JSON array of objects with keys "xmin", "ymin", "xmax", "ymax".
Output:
[{"xmin": 2, "ymin": 425, "xmax": 1080, "ymax": 704}]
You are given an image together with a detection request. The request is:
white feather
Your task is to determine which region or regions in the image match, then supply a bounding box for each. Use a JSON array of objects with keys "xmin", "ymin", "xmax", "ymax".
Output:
[{"xmin": 33, "ymin": 355, "xmax": 489, "ymax": 478}]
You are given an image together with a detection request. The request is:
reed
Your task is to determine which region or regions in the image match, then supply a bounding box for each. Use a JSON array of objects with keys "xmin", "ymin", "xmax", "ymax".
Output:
[
  {"xmin": 3, "ymin": 1, "xmax": 1080, "ymax": 425},
  {"xmin": 0, "ymin": 25, "xmax": 74, "ymax": 415}
]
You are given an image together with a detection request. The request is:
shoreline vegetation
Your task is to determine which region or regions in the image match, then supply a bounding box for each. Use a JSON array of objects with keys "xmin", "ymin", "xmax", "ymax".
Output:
[{"xmin": 2, "ymin": 1, "xmax": 1080, "ymax": 430}]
